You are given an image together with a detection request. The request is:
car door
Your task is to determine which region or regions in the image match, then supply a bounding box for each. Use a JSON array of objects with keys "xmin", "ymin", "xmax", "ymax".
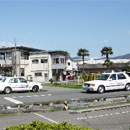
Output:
[
  {"xmin": 18, "ymin": 78, "xmax": 29, "ymax": 91},
  {"xmin": 8, "ymin": 78, "xmax": 20, "ymax": 91},
  {"xmin": 117, "ymin": 73, "xmax": 127, "ymax": 89},
  {"xmin": 107, "ymin": 74, "xmax": 118, "ymax": 90}
]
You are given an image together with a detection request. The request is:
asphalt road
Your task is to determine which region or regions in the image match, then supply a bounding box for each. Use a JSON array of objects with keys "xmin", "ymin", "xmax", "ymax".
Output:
[
  {"xmin": 1, "ymin": 86, "xmax": 130, "ymax": 130},
  {"xmin": 0, "ymin": 86, "xmax": 130, "ymax": 106},
  {"xmin": 1, "ymin": 105, "xmax": 130, "ymax": 130}
]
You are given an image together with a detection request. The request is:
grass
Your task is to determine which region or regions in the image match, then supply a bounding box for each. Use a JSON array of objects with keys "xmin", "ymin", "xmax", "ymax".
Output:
[{"xmin": 44, "ymin": 83, "xmax": 82, "ymax": 89}]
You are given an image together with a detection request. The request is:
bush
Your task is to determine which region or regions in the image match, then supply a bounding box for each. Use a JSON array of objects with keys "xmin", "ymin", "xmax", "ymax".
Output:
[
  {"xmin": 6, "ymin": 120, "xmax": 94, "ymax": 130},
  {"xmin": 49, "ymin": 78, "xmax": 54, "ymax": 84}
]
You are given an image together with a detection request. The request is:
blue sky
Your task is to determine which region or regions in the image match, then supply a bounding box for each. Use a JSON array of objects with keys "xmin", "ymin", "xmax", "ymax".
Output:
[{"xmin": 0, "ymin": 0, "xmax": 130, "ymax": 59}]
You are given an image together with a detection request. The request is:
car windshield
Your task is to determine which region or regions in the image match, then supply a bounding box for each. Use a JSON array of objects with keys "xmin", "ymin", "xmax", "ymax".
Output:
[{"xmin": 96, "ymin": 74, "xmax": 110, "ymax": 80}]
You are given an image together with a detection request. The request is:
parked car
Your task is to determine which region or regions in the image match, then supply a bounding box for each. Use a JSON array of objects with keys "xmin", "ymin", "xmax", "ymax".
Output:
[
  {"xmin": 82, "ymin": 71, "xmax": 130, "ymax": 93},
  {"xmin": 0, "ymin": 77, "xmax": 43, "ymax": 94}
]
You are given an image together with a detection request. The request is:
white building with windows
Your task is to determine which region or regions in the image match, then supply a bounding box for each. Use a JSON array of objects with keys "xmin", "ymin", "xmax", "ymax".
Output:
[{"xmin": 29, "ymin": 50, "xmax": 73, "ymax": 83}]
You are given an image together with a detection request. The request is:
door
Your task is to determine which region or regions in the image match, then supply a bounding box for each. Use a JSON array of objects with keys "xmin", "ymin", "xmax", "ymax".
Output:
[
  {"xmin": 18, "ymin": 78, "xmax": 29, "ymax": 91},
  {"xmin": 8, "ymin": 78, "xmax": 20, "ymax": 91},
  {"xmin": 117, "ymin": 73, "xmax": 127, "ymax": 89},
  {"xmin": 107, "ymin": 74, "xmax": 118, "ymax": 90}
]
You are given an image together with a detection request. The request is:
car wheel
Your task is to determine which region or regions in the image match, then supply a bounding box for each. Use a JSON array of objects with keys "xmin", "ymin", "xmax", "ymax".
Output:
[
  {"xmin": 97, "ymin": 86, "xmax": 105, "ymax": 93},
  {"xmin": 32, "ymin": 86, "xmax": 39, "ymax": 92},
  {"xmin": 125, "ymin": 83, "xmax": 130, "ymax": 91},
  {"xmin": 4, "ymin": 87, "xmax": 11, "ymax": 94}
]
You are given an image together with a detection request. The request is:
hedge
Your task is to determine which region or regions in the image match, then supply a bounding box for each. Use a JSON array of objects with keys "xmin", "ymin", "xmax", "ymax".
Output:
[{"xmin": 6, "ymin": 120, "xmax": 95, "ymax": 130}]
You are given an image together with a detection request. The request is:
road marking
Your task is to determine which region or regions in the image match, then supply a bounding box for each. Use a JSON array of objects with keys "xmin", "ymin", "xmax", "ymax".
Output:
[
  {"xmin": 115, "ymin": 112, "xmax": 120, "ymax": 115},
  {"xmin": 19, "ymin": 96, "xmax": 24, "ymax": 98},
  {"xmin": 105, "ymin": 114, "xmax": 109, "ymax": 116},
  {"xmin": 26, "ymin": 96, "xmax": 32, "ymax": 97},
  {"xmin": 34, "ymin": 113, "xmax": 58, "ymax": 124},
  {"xmin": 47, "ymin": 94, "xmax": 52, "ymax": 96},
  {"xmin": 33, "ymin": 95, "xmax": 39, "ymax": 97},
  {"xmin": 11, "ymin": 96, "xmax": 16, "ymax": 98},
  {"xmin": 4, "ymin": 97, "xmax": 23, "ymax": 104},
  {"xmin": 41, "ymin": 95, "xmax": 46, "ymax": 96},
  {"xmin": 77, "ymin": 110, "xmax": 130, "ymax": 120}
]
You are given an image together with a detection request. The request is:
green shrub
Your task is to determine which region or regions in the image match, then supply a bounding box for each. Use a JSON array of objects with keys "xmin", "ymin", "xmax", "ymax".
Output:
[
  {"xmin": 6, "ymin": 120, "xmax": 94, "ymax": 130},
  {"xmin": 49, "ymin": 78, "xmax": 54, "ymax": 84}
]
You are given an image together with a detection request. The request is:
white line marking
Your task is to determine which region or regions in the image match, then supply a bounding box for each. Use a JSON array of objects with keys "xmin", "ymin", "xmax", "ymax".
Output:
[
  {"xmin": 88, "ymin": 116, "xmax": 93, "ymax": 119},
  {"xmin": 98, "ymin": 115, "xmax": 104, "ymax": 117},
  {"xmin": 41, "ymin": 95, "xmax": 46, "ymax": 96},
  {"xmin": 26, "ymin": 96, "xmax": 32, "ymax": 97},
  {"xmin": 33, "ymin": 95, "xmax": 39, "ymax": 97},
  {"xmin": 115, "ymin": 112, "xmax": 120, "ymax": 115},
  {"xmin": 47, "ymin": 94, "xmax": 52, "ymax": 96},
  {"xmin": 122, "ymin": 111, "xmax": 126, "ymax": 114},
  {"xmin": 19, "ymin": 96, "xmax": 24, "ymax": 98},
  {"xmin": 11, "ymin": 97, "xmax": 16, "ymax": 98},
  {"xmin": 4, "ymin": 97, "xmax": 23, "ymax": 104},
  {"xmin": 34, "ymin": 113, "xmax": 58, "ymax": 124}
]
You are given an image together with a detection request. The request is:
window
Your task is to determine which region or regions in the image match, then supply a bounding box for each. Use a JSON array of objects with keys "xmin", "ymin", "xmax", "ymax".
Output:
[
  {"xmin": 117, "ymin": 74, "xmax": 126, "ymax": 80},
  {"xmin": 6, "ymin": 52, "xmax": 12, "ymax": 60},
  {"xmin": 19, "ymin": 78, "xmax": 27, "ymax": 83},
  {"xmin": 53, "ymin": 58, "xmax": 59, "ymax": 64},
  {"xmin": 41, "ymin": 59, "xmax": 48, "ymax": 63},
  {"xmin": 35, "ymin": 73, "xmax": 42, "ymax": 77},
  {"xmin": 0, "ymin": 53, "xmax": 5, "ymax": 60},
  {"xmin": 45, "ymin": 73, "xmax": 48, "ymax": 77},
  {"xmin": 21, "ymin": 51, "xmax": 29, "ymax": 60},
  {"xmin": 60, "ymin": 58, "xmax": 65, "ymax": 64},
  {"xmin": 32, "ymin": 59, "xmax": 39, "ymax": 64},
  {"xmin": 56, "ymin": 58, "xmax": 59, "ymax": 64},
  {"xmin": 110, "ymin": 74, "xmax": 116, "ymax": 80},
  {"xmin": 20, "ymin": 68, "xmax": 24, "ymax": 76},
  {"xmin": 9, "ymin": 78, "xmax": 18, "ymax": 83}
]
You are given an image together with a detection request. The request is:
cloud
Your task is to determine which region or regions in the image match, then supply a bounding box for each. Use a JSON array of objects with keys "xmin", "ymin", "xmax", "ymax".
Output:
[
  {"xmin": 104, "ymin": 40, "xmax": 109, "ymax": 43},
  {"xmin": 0, "ymin": 41, "xmax": 14, "ymax": 47}
]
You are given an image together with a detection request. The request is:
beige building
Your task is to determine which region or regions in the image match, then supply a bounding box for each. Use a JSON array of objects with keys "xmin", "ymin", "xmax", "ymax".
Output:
[{"xmin": 0, "ymin": 46, "xmax": 42, "ymax": 77}]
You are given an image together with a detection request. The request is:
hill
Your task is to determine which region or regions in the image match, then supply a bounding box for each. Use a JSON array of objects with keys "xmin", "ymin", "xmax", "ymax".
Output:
[{"xmin": 111, "ymin": 53, "xmax": 130, "ymax": 59}]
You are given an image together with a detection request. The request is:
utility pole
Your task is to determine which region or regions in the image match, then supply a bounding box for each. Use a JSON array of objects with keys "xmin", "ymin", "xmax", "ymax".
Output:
[{"xmin": 14, "ymin": 38, "xmax": 17, "ymax": 76}]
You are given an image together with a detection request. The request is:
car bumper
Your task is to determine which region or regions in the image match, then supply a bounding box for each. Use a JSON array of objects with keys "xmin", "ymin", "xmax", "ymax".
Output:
[{"xmin": 82, "ymin": 86, "xmax": 97, "ymax": 91}]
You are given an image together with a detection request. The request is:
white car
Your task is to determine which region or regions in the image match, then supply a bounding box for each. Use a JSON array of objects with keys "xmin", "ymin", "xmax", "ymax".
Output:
[
  {"xmin": 0, "ymin": 77, "xmax": 43, "ymax": 94},
  {"xmin": 82, "ymin": 71, "xmax": 130, "ymax": 93}
]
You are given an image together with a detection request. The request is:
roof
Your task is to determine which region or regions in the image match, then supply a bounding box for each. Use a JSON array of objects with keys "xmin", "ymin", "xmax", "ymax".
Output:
[
  {"xmin": 78, "ymin": 63, "xmax": 130, "ymax": 72},
  {"xmin": 29, "ymin": 50, "xmax": 69, "ymax": 55},
  {"xmin": 0, "ymin": 46, "xmax": 43, "ymax": 52}
]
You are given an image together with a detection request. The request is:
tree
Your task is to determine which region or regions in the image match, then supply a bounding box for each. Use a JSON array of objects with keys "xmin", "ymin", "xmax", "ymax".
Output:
[
  {"xmin": 77, "ymin": 48, "xmax": 89, "ymax": 71},
  {"xmin": 101, "ymin": 46, "xmax": 113, "ymax": 69}
]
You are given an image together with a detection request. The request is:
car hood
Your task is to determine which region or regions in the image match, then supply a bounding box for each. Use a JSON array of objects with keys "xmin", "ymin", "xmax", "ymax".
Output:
[{"xmin": 85, "ymin": 80, "xmax": 107, "ymax": 84}]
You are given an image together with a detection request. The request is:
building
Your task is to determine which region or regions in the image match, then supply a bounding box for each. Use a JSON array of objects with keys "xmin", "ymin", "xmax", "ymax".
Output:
[
  {"xmin": 0, "ymin": 46, "xmax": 42, "ymax": 77},
  {"xmin": 29, "ymin": 50, "xmax": 73, "ymax": 82},
  {"xmin": 78, "ymin": 59, "xmax": 130, "ymax": 73}
]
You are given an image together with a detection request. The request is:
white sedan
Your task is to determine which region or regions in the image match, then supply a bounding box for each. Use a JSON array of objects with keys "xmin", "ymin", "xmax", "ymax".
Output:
[
  {"xmin": 82, "ymin": 71, "xmax": 130, "ymax": 93},
  {"xmin": 0, "ymin": 77, "xmax": 43, "ymax": 94}
]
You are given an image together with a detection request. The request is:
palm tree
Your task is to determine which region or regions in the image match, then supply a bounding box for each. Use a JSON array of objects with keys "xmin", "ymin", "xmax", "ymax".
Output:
[
  {"xmin": 101, "ymin": 46, "xmax": 113, "ymax": 69},
  {"xmin": 77, "ymin": 48, "xmax": 89, "ymax": 71}
]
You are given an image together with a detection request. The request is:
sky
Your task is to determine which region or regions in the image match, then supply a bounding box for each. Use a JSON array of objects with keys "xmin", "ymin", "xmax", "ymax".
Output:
[{"xmin": 0, "ymin": 0, "xmax": 130, "ymax": 59}]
